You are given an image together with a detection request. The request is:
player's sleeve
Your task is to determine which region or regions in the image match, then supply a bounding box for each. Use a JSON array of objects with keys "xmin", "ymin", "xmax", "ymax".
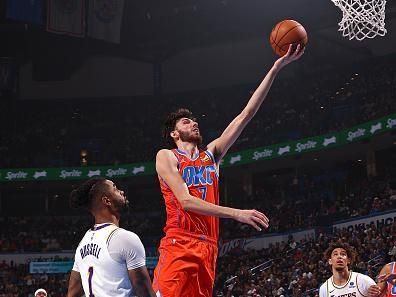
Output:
[
  {"xmin": 72, "ymin": 234, "xmax": 86, "ymax": 272},
  {"xmin": 205, "ymin": 149, "xmax": 220, "ymax": 175},
  {"xmin": 205, "ymin": 149, "xmax": 216, "ymax": 164},
  {"xmin": 107, "ymin": 229, "xmax": 146, "ymax": 270},
  {"xmin": 357, "ymin": 273, "xmax": 376, "ymax": 295},
  {"xmin": 72, "ymin": 253, "xmax": 80, "ymax": 272},
  {"xmin": 319, "ymin": 282, "xmax": 327, "ymax": 297}
]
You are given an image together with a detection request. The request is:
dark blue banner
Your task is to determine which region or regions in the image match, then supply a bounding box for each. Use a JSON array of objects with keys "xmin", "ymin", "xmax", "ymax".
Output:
[{"xmin": 6, "ymin": 0, "xmax": 43, "ymax": 24}]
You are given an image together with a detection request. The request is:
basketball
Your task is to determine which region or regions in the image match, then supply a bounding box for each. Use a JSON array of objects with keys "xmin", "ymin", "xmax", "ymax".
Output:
[{"xmin": 270, "ymin": 20, "xmax": 308, "ymax": 56}]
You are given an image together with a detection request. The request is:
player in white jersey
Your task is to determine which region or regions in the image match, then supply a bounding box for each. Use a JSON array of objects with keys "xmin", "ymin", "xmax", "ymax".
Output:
[
  {"xmin": 319, "ymin": 241, "xmax": 381, "ymax": 297},
  {"xmin": 66, "ymin": 178, "xmax": 156, "ymax": 297}
]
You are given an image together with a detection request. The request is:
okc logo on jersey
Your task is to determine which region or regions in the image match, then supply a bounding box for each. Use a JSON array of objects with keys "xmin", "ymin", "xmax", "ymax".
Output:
[{"xmin": 182, "ymin": 165, "xmax": 217, "ymax": 186}]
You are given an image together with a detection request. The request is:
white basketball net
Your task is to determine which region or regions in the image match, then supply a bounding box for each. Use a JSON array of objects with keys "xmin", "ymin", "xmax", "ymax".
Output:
[{"xmin": 331, "ymin": 0, "xmax": 387, "ymax": 40}]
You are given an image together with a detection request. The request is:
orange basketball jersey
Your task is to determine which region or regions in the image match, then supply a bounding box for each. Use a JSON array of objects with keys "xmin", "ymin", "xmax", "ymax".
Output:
[
  {"xmin": 386, "ymin": 262, "xmax": 396, "ymax": 296},
  {"xmin": 159, "ymin": 148, "xmax": 219, "ymax": 241}
]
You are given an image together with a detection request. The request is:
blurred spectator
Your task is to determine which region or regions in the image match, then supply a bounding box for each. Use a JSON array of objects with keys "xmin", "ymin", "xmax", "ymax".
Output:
[{"xmin": 34, "ymin": 288, "xmax": 47, "ymax": 297}]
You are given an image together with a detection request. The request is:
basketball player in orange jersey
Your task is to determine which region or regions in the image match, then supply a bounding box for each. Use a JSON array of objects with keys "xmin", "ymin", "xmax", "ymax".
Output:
[
  {"xmin": 374, "ymin": 261, "xmax": 396, "ymax": 296},
  {"xmin": 152, "ymin": 44, "xmax": 304, "ymax": 297}
]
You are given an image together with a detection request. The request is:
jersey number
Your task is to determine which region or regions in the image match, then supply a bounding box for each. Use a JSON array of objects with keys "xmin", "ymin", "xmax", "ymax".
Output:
[
  {"xmin": 198, "ymin": 186, "xmax": 207, "ymax": 200},
  {"xmin": 88, "ymin": 266, "xmax": 95, "ymax": 297}
]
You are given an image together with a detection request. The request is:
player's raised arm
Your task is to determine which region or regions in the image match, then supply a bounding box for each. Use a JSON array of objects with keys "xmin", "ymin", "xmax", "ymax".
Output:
[
  {"xmin": 156, "ymin": 149, "xmax": 269, "ymax": 230},
  {"xmin": 207, "ymin": 44, "xmax": 304, "ymax": 162}
]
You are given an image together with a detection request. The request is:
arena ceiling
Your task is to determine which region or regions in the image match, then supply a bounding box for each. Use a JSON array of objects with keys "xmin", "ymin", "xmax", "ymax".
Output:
[
  {"xmin": 119, "ymin": 0, "xmax": 396, "ymax": 62},
  {"xmin": 1, "ymin": 0, "xmax": 396, "ymax": 64}
]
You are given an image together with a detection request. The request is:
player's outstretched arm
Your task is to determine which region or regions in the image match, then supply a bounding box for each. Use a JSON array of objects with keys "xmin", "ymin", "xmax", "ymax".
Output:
[
  {"xmin": 128, "ymin": 266, "xmax": 156, "ymax": 297},
  {"xmin": 207, "ymin": 44, "xmax": 304, "ymax": 161},
  {"xmin": 156, "ymin": 149, "xmax": 269, "ymax": 230},
  {"xmin": 66, "ymin": 270, "xmax": 83, "ymax": 297}
]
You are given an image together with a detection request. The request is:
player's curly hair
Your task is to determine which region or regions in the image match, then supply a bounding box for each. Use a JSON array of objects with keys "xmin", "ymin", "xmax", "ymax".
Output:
[
  {"xmin": 162, "ymin": 108, "xmax": 196, "ymax": 148},
  {"xmin": 324, "ymin": 241, "xmax": 357, "ymax": 265},
  {"xmin": 70, "ymin": 177, "xmax": 107, "ymax": 209}
]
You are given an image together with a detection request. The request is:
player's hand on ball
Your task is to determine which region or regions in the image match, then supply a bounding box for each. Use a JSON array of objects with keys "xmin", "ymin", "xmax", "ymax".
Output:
[
  {"xmin": 234, "ymin": 209, "xmax": 269, "ymax": 231},
  {"xmin": 274, "ymin": 44, "xmax": 305, "ymax": 69}
]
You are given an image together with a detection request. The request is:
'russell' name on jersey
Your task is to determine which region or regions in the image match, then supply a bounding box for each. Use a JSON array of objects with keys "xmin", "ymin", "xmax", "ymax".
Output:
[{"xmin": 80, "ymin": 243, "xmax": 101, "ymax": 259}]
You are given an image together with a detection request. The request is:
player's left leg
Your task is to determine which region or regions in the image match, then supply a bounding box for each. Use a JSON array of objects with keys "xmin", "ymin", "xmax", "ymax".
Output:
[{"xmin": 197, "ymin": 240, "xmax": 218, "ymax": 297}]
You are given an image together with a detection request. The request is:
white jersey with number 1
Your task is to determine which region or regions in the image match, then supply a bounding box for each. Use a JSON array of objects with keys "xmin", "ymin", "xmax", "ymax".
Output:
[
  {"xmin": 72, "ymin": 223, "xmax": 146, "ymax": 297},
  {"xmin": 319, "ymin": 271, "xmax": 376, "ymax": 297}
]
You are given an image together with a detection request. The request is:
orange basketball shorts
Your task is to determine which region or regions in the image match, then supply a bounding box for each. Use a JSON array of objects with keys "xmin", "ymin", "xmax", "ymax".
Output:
[{"xmin": 152, "ymin": 230, "xmax": 218, "ymax": 297}]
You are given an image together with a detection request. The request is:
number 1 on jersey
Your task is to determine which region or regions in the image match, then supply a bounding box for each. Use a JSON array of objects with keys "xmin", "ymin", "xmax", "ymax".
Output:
[
  {"xmin": 198, "ymin": 186, "xmax": 207, "ymax": 200},
  {"xmin": 88, "ymin": 266, "xmax": 95, "ymax": 297}
]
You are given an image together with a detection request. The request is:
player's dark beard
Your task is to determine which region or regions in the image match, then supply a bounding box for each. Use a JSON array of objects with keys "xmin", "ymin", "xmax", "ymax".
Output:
[
  {"xmin": 178, "ymin": 130, "xmax": 203, "ymax": 145},
  {"xmin": 115, "ymin": 197, "xmax": 129, "ymax": 213}
]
